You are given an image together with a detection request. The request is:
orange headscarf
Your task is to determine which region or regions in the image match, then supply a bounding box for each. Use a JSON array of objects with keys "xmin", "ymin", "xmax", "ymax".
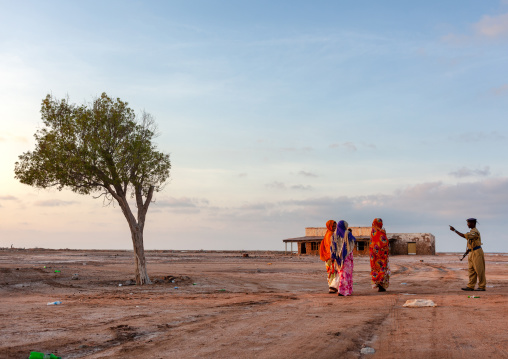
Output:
[{"xmin": 320, "ymin": 220, "xmax": 336, "ymax": 261}]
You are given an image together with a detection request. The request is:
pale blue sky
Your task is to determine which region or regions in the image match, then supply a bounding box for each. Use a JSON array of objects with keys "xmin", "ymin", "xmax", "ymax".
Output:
[{"xmin": 1, "ymin": 1, "xmax": 508, "ymax": 252}]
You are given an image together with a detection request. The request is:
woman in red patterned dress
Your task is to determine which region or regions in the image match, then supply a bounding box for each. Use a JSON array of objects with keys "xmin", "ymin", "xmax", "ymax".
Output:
[{"xmin": 369, "ymin": 218, "xmax": 390, "ymax": 292}]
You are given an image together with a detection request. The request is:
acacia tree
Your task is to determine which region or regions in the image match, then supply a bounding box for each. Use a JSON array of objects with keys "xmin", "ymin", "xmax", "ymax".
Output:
[{"xmin": 14, "ymin": 93, "xmax": 171, "ymax": 284}]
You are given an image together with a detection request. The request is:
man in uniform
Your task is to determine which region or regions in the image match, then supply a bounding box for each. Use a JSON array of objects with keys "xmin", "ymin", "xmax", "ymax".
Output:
[{"xmin": 449, "ymin": 218, "xmax": 486, "ymax": 291}]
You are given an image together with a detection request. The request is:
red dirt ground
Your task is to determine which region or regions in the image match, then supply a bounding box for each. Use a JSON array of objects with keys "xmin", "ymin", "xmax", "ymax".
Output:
[{"xmin": 0, "ymin": 249, "xmax": 507, "ymax": 358}]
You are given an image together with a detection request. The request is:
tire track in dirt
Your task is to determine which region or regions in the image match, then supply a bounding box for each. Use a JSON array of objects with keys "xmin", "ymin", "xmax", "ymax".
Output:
[{"xmin": 62, "ymin": 293, "xmax": 303, "ymax": 358}]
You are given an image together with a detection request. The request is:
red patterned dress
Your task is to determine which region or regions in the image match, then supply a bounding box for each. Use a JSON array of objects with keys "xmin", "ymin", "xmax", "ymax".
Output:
[{"xmin": 369, "ymin": 218, "xmax": 390, "ymax": 290}]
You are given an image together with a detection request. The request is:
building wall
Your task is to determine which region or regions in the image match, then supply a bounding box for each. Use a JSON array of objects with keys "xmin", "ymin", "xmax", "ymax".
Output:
[
  {"xmin": 304, "ymin": 242, "xmax": 320, "ymax": 256},
  {"xmin": 387, "ymin": 233, "xmax": 436, "ymax": 255},
  {"xmin": 305, "ymin": 227, "xmax": 371, "ymax": 237},
  {"xmin": 302, "ymin": 228, "xmax": 435, "ymax": 255},
  {"xmin": 296, "ymin": 240, "xmax": 370, "ymax": 256}
]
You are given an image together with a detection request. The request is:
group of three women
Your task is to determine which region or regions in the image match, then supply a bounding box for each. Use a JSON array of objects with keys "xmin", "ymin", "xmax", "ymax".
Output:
[{"xmin": 319, "ymin": 218, "xmax": 390, "ymax": 296}]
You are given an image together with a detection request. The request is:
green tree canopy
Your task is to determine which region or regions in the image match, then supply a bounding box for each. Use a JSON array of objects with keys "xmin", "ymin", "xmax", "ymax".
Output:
[{"xmin": 15, "ymin": 93, "xmax": 171, "ymax": 284}]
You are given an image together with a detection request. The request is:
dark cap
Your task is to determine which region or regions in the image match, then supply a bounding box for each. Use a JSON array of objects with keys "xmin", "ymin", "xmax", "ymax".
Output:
[{"xmin": 466, "ymin": 218, "xmax": 477, "ymax": 222}]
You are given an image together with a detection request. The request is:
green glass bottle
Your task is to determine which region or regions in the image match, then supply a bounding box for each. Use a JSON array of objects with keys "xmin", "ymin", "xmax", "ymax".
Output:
[{"xmin": 28, "ymin": 351, "xmax": 61, "ymax": 359}]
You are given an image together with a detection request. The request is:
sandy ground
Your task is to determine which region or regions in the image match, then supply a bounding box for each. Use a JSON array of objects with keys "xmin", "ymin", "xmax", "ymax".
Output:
[{"xmin": 0, "ymin": 249, "xmax": 507, "ymax": 359}]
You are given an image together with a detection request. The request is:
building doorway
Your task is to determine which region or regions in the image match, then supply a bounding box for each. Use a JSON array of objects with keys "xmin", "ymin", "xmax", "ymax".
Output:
[
  {"xmin": 407, "ymin": 242, "xmax": 416, "ymax": 255},
  {"xmin": 300, "ymin": 243, "xmax": 307, "ymax": 254}
]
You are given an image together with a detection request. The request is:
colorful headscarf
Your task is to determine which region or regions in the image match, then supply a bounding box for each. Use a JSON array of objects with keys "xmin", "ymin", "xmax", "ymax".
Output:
[
  {"xmin": 331, "ymin": 220, "xmax": 356, "ymax": 269},
  {"xmin": 370, "ymin": 218, "xmax": 388, "ymax": 249},
  {"xmin": 372, "ymin": 218, "xmax": 383, "ymax": 232},
  {"xmin": 320, "ymin": 220, "xmax": 336, "ymax": 261}
]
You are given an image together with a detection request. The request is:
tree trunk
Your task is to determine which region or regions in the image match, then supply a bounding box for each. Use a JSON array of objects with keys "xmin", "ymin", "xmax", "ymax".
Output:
[
  {"xmin": 113, "ymin": 189, "xmax": 152, "ymax": 285},
  {"xmin": 131, "ymin": 225, "xmax": 151, "ymax": 285}
]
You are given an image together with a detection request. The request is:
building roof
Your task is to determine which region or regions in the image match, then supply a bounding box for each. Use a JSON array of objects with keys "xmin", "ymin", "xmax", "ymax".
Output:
[{"xmin": 283, "ymin": 236, "xmax": 371, "ymax": 243}]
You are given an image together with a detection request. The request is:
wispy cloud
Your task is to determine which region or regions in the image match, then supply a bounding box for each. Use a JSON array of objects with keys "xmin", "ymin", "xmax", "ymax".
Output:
[
  {"xmin": 265, "ymin": 181, "xmax": 287, "ymax": 190},
  {"xmin": 473, "ymin": 12, "xmax": 508, "ymax": 38},
  {"xmin": 290, "ymin": 184, "xmax": 313, "ymax": 191},
  {"xmin": 329, "ymin": 142, "xmax": 357, "ymax": 152},
  {"xmin": 489, "ymin": 84, "xmax": 508, "ymax": 96},
  {"xmin": 298, "ymin": 170, "xmax": 318, "ymax": 178},
  {"xmin": 265, "ymin": 182, "xmax": 313, "ymax": 191},
  {"xmin": 151, "ymin": 196, "xmax": 211, "ymax": 214},
  {"xmin": 215, "ymin": 178, "xmax": 508, "ymax": 227},
  {"xmin": 443, "ymin": 12, "xmax": 508, "ymax": 44},
  {"xmin": 449, "ymin": 131, "xmax": 505, "ymax": 142},
  {"xmin": 34, "ymin": 199, "xmax": 77, "ymax": 207},
  {"xmin": 0, "ymin": 196, "xmax": 18, "ymax": 200},
  {"xmin": 239, "ymin": 203, "xmax": 274, "ymax": 211},
  {"xmin": 155, "ymin": 197, "xmax": 209, "ymax": 208},
  {"xmin": 280, "ymin": 146, "xmax": 313, "ymax": 152},
  {"xmin": 449, "ymin": 166, "xmax": 490, "ymax": 178}
]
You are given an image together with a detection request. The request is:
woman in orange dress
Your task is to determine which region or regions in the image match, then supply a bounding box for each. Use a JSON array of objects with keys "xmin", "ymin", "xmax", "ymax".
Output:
[
  {"xmin": 319, "ymin": 220, "xmax": 337, "ymax": 293},
  {"xmin": 369, "ymin": 218, "xmax": 390, "ymax": 292}
]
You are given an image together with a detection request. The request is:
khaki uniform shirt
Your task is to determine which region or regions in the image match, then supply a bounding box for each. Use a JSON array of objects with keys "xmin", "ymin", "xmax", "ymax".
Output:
[{"xmin": 464, "ymin": 228, "xmax": 482, "ymax": 250}]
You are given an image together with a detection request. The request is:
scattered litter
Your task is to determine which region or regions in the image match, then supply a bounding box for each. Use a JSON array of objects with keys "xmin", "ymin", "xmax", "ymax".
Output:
[
  {"xmin": 486, "ymin": 285, "xmax": 494, "ymax": 288},
  {"xmin": 118, "ymin": 284, "xmax": 122, "ymax": 287},
  {"xmin": 219, "ymin": 289, "xmax": 226, "ymax": 292},
  {"xmin": 360, "ymin": 347, "xmax": 375, "ymax": 354},
  {"xmin": 174, "ymin": 287, "xmax": 179, "ymax": 289},
  {"xmin": 29, "ymin": 351, "xmax": 61, "ymax": 359},
  {"xmin": 242, "ymin": 253, "xmax": 249, "ymax": 257},
  {"xmin": 402, "ymin": 293, "xmax": 416, "ymax": 296},
  {"xmin": 47, "ymin": 301, "xmax": 62, "ymax": 306},
  {"xmin": 468, "ymin": 296, "xmax": 480, "ymax": 299},
  {"xmin": 192, "ymin": 283, "xmax": 197, "ymax": 285},
  {"xmin": 420, "ymin": 260, "xmax": 424, "ymax": 262},
  {"xmin": 400, "ymin": 283, "xmax": 407, "ymax": 285},
  {"xmin": 124, "ymin": 279, "xmax": 136, "ymax": 286},
  {"xmin": 43, "ymin": 266, "xmax": 46, "ymax": 269},
  {"xmin": 54, "ymin": 270, "xmax": 61, "ymax": 273},
  {"xmin": 267, "ymin": 263, "xmax": 272, "ymax": 265},
  {"xmin": 403, "ymin": 299, "xmax": 436, "ymax": 307},
  {"xmin": 72, "ymin": 274, "xmax": 79, "ymax": 280}
]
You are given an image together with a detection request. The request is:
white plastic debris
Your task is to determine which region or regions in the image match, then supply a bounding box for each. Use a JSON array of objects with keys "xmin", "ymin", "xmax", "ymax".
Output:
[
  {"xmin": 403, "ymin": 299, "xmax": 436, "ymax": 307},
  {"xmin": 360, "ymin": 347, "xmax": 375, "ymax": 354}
]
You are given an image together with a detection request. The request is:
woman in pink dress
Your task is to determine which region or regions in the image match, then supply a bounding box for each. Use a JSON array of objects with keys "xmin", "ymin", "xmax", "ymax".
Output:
[{"xmin": 331, "ymin": 220, "xmax": 356, "ymax": 296}]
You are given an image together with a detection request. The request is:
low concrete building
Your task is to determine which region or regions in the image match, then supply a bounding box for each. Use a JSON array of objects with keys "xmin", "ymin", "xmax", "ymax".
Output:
[
  {"xmin": 388, "ymin": 233, "xmax": 436, "ymax": 255},
  {"xmin": 283, "ymin": 227, "xmax": 435, "ymax": 256}
]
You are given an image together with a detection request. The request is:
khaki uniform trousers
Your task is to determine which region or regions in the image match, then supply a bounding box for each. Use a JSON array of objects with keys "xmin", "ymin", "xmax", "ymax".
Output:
[{"xmin": 467, "ymin": 248, "xmax": 486, "ymax": 290}]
